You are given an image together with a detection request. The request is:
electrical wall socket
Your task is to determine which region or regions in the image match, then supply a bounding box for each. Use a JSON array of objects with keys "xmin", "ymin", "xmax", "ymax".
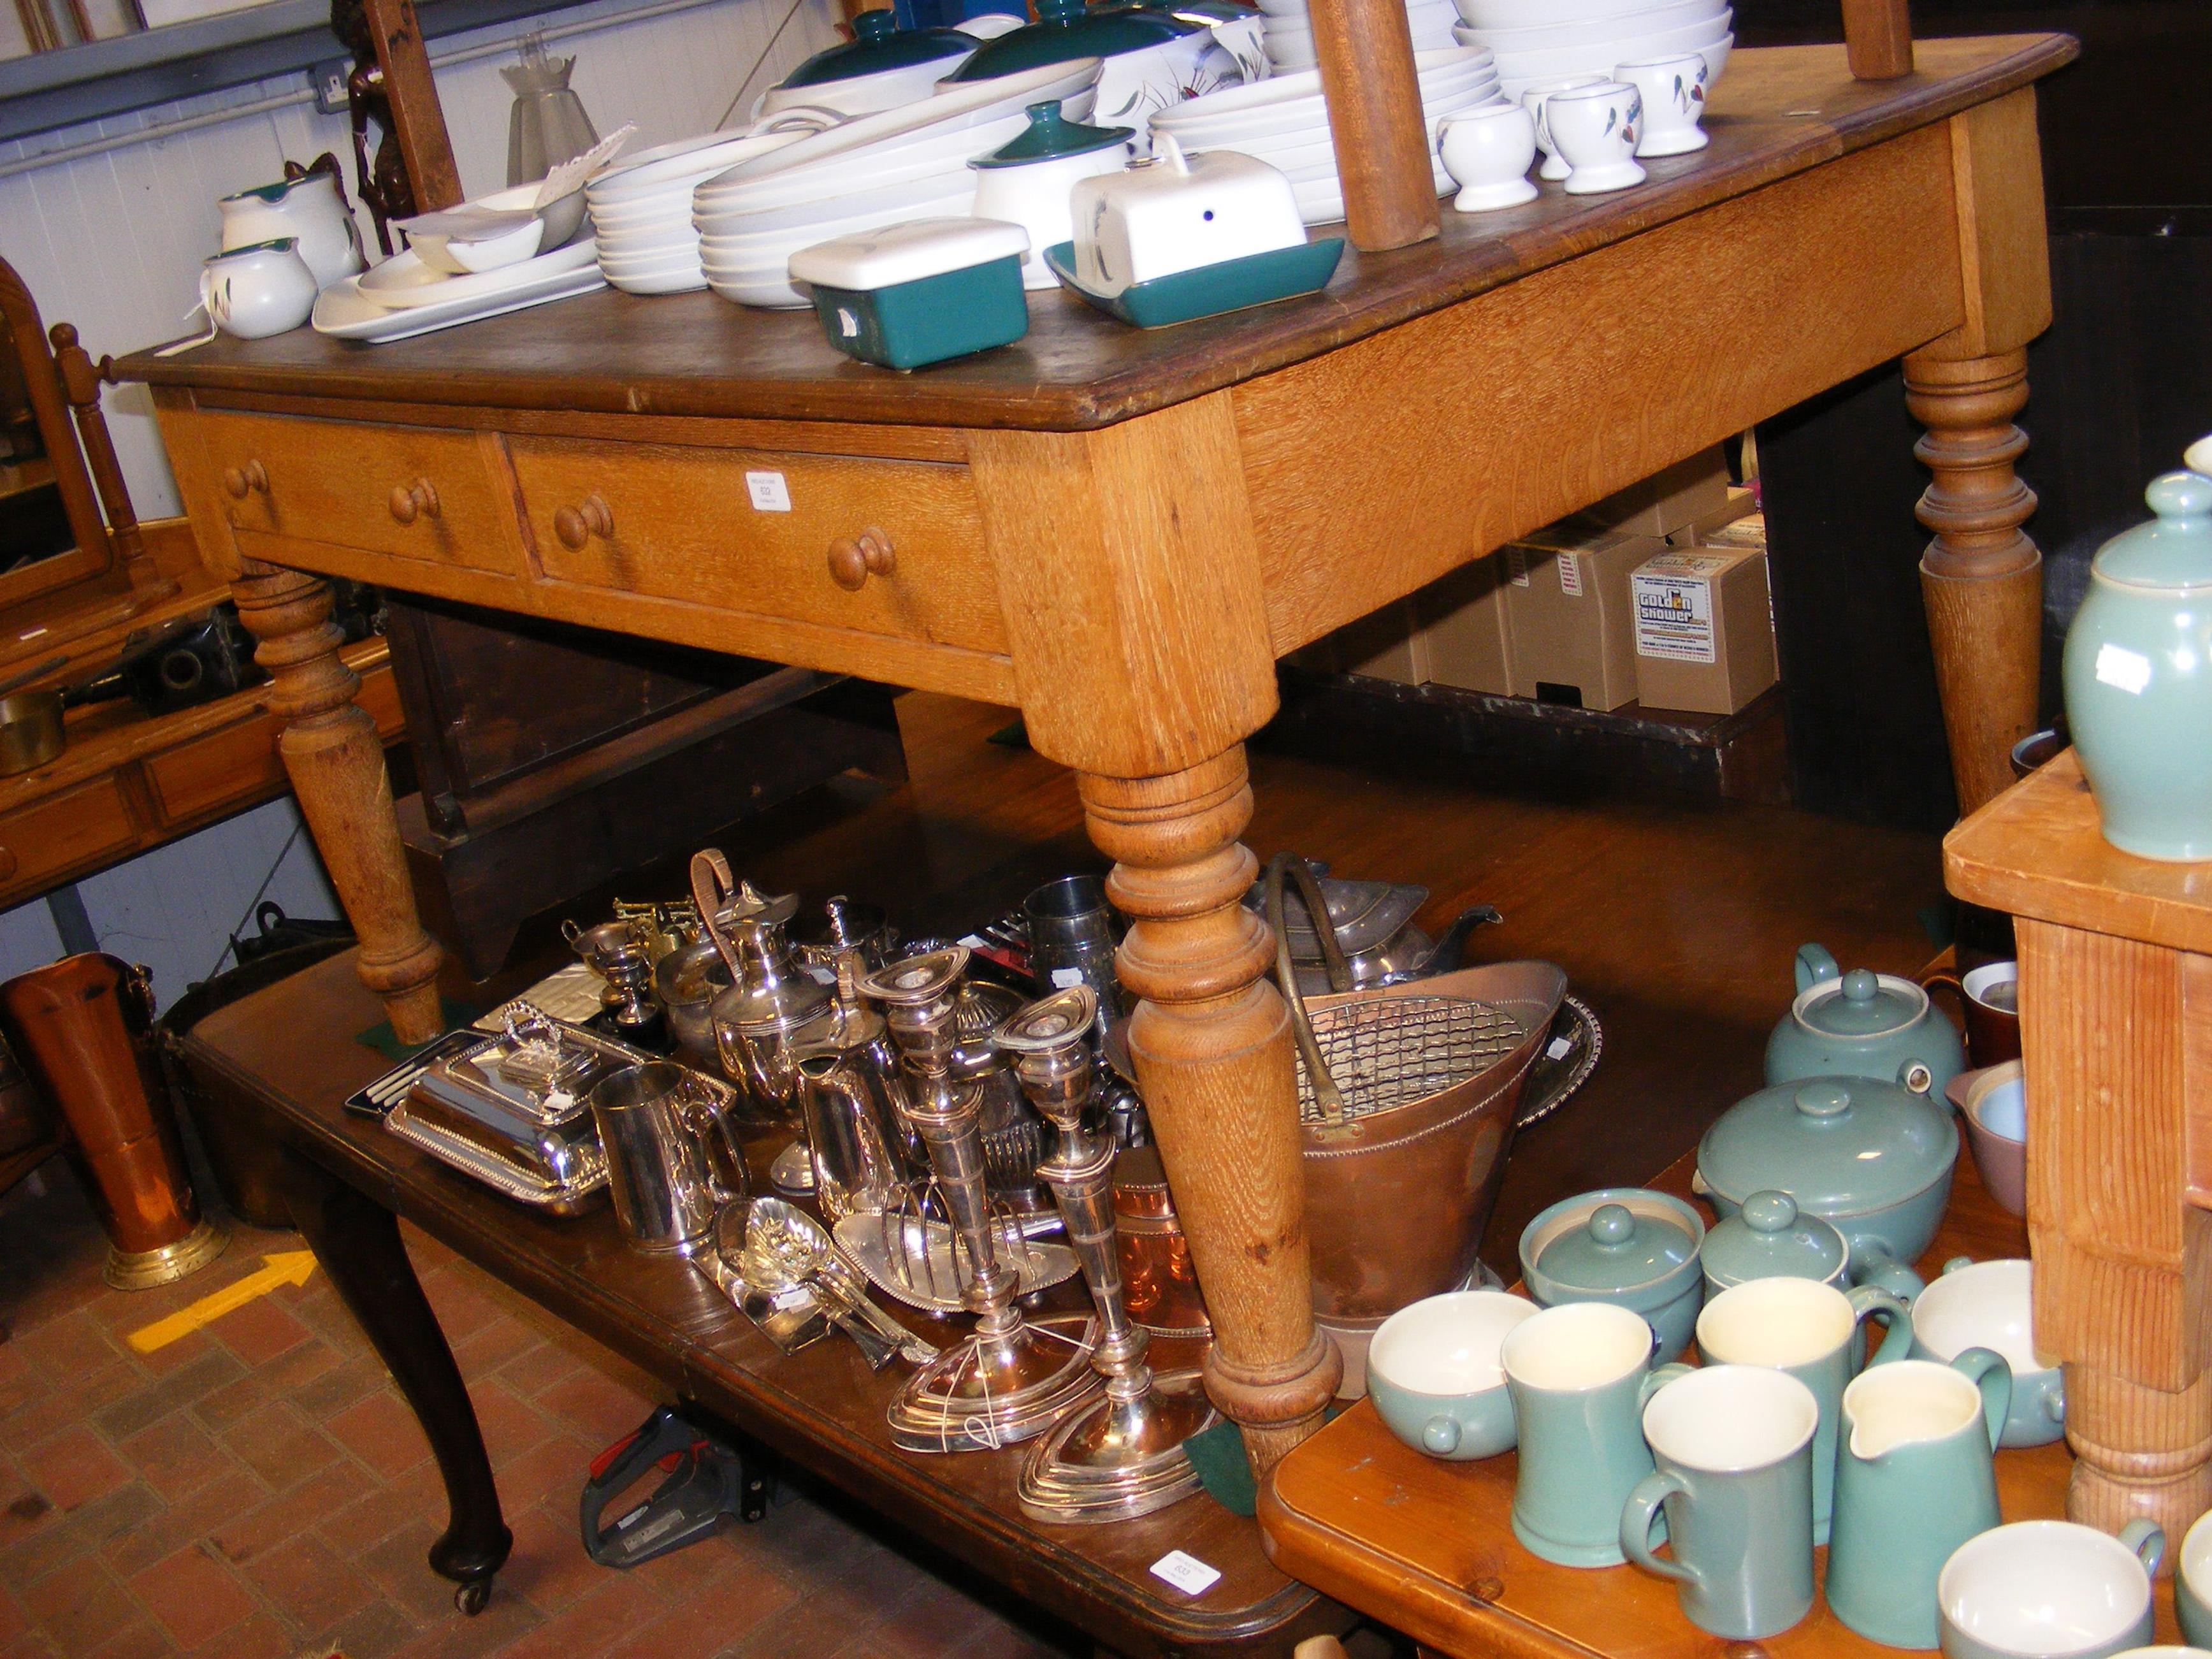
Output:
[{"xmin": 313, "ymin": 58, "xmax": 351, "ymax": 115}]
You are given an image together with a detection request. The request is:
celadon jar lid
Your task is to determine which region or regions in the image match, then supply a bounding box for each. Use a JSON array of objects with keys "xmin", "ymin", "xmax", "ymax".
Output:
[
  {"xmin": 1698, "ymin": 1077, "xmax": 1957, "ymax": 1217},
  {"xmin": 2090, "ymin": 471, "xmax": 2212, "ymax": 591},
  {"xmin": 1522, "ymin": 1189, "xmax": 1701, "ymax": 1298},
  {"xmin": 1795, "ymin": 967, "xmax": 1926, "ymax": 1041},
  {"xmin": 779, "ymin": 8, "xmax": 978, "ymax": 86},
  {"xmin": 950, "ymin": 0, "xmax": 1201, "ymax": 78},
  {"xmin": 1700, "ymin": 1189, "xmax": 1849, "ymax": 1287}
]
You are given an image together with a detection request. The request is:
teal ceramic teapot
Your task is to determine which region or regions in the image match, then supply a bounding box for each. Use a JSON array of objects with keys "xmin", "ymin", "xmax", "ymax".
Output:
[
  {"xmin": 1765, "ymin": 943, "xmax": 1964, "ymax": 1099},
  {"xmin": 2062, "ymin": 468, "xmax": 2212, "ymax": 861}
]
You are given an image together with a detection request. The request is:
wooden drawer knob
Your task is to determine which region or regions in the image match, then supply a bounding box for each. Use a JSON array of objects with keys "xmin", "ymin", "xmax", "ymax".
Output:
[
  {"xmin": 827, "ymin": 528, "xmax": 895, "ymax": 591},
  {"xmin": 554, "ymin": 495, "xmax": 614, "ymax": 549},
  {"xmin": 388, "ymin": 478, "xmax": 440, "ymax": 525},
  {"xmin": 0, "ymin": 847, "xmax": 17, "ymax": 883},
  {"xmin": 222, "ymin": 460, "xmax": 269, "ymax": 499}
]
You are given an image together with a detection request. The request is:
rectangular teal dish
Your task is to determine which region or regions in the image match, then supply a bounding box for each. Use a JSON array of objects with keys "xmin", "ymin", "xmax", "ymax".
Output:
[
  {"xmin": 807, "ymin": 254, "xmax": 1028, "ymax": 371},
  {"xmin": 1043, "ymin": 237, "xmax": 1345, "ymax": 328}
]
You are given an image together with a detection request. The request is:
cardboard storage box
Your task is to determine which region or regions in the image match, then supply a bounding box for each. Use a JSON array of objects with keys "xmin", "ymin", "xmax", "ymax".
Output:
[
  {"xmin": 1416, "ymin": 555, "xmax": 1515, "ymax": 695},
  {"xmin": 1575, "ymin": 447, "xmax": 1732, "ymax": 539},
  {"xmin": 1630, "ymin": 547, "xmax": 1778, "ymax": 714},
  {"xmin": 1663, "ymin": 486, "xmax": 1761, "ymax": 549},
  {"xmin": 1503, "ymin": 525, "xmax": 1661, "ymax": 711},
  {"xmin": 1334, "ymin": 598, "xmax": 1425, "ymax": 683}
]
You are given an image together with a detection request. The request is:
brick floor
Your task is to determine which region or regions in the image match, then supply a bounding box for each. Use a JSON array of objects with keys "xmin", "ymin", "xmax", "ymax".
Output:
[{"xmin": 0, "ymin": 1165, "xmax": 1084, "ymax": 1659}]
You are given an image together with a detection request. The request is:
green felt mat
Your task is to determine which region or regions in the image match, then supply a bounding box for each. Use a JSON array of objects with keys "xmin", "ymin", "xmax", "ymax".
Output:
[
  {"xmin": 1183, "ymin": 1405, "xmax": 1343, "ymax": 1518},
  {"xmin": 355, "ymin": 1000, "xmax": 482, "ymax": 1062}
]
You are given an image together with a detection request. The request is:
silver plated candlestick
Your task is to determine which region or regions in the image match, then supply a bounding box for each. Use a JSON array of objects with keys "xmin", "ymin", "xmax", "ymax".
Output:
[
  {"xmin": 860, "ymin": 948, "xmax": 1099, "ymax": 1454},
  {"xmin": 997, "ymin": 986, "xmax": 1217, "ymax": 1521}
]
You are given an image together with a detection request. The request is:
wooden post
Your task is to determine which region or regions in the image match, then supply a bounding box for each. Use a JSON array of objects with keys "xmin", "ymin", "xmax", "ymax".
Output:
[
  {"xmin": 50, "ymin": 325, "xmax": 170, "ymax": 598},
  {"xmin": 1909, "ymin": 89, "xmax": 2052, "ymax": 816},
  {"xmin": 971, "ymin": 393, "xmax": 1343, "ymax": 1476},
  {"xmin": 1309, "ymin": 0, "xmax": 1438, "ymax": 252},
  {"xmin": 1842, "ymin": 0, "xmax": 1914, "ymax": 80},
  {"xmin": 233, "ymin": 559, "xmax": 446, "ymax": 1045},
  {"xmin": 361, "ymin": 0, "xmax": 463, "ymax": 212}
]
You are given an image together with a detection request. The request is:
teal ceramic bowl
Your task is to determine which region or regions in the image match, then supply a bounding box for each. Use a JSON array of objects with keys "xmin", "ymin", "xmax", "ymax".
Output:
[
  {"xmin": 2179, "ymin": 1510, "xmax": 2212, "ymax": 1649},
  {"xmin": 1519, "ymin": 1188, "xmax": 1704, "ymax": 1364},
  {"xmin": 1940, "ymin": 1521, "xmax": 2164, "ymax": 1659},
  {"xmin": 1911, "ymin": 1257, "xmax": 2064, "ymax": 1448},
  {"xmin": 1366, "ymin": 1290, "xmax": 1537, "ymax": 1461}
]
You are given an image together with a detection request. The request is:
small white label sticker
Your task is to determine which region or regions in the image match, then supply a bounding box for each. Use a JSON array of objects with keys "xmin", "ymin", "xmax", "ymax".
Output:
[
  {"xmin": 837, "ymin": 307, "xmax": 858, "ymax": 338},
  {"xmin": 746, "ymin": 471, "xmax": 792, "ymax": 512},
  {"xmin": 1505, "ymin": 546, "xmax": 1529, "ymax": 588},
  {"xmin": 1151, "ymin": 1551, "xmax": 1222, "ymax": 1596},
  {"xmin": 1558, "ymin": 553, "xmax": 1584, "ymax": 597},
  {"xmin": 1545, "ymin": 1034, "xmax": 1575, "ymax": 1062},
  {"xmin": 1050, "ymin": 966, "xmax": 1085, "ymax": 989},
  {"xmin": 2095, "ymin": 642, "xmax": 2153, "ymax": 696}
]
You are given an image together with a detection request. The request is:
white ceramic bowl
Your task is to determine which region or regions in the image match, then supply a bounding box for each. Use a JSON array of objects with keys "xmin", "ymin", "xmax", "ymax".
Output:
[
  {"xmin": 697, "ymin": 189, "xmax": 976, "ymax": 256},
  {"xmin": 698, "ymin": 173, "xmax": 978, "ymax": 238},
  {"xmin": 1457, "ymin": 0, "xmax": 1696, "ymax": 28},
  {"xmin": 1940, "ymin": 1523, "xmax": 2160, "ymax": 1659},
  {"xmin": 607, "ymin": 266, "xmax": 708, "ymax": 296},
  {"xmin": 596, "ymin": 221, "xmax": 699, "ymax": 254},
  {"xmin": 413, "ymin": 215, "xmax": 542, "ymax": 275},
  {"xmin": 588, "ymin": 127, "xmax": 812, "ymax": 203},
  {"xmin": 1463, "ymin": 0, "xmax": 1724, "ymax": 49},
  {"xmin": 695, "ymin": 117, "xmax": 1027, "ymax": 217}
]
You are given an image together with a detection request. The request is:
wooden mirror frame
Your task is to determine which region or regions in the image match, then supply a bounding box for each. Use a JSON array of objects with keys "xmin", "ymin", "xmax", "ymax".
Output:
[{"xmin": 1, "ymin": 252, "xmax": 117, "ymax": 606}]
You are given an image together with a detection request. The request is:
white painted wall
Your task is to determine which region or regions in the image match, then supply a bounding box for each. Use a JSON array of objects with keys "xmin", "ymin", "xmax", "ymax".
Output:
[{"xmin": 0, "ymin": 0, "xmax": 839, "ymax": 1009}]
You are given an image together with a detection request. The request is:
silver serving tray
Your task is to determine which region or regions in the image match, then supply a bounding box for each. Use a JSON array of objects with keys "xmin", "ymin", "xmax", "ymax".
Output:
[
  {"xmin": 387, "ymin": 1096, "xmax": 609, "ymax": 1216},
  {"xmin": 833, "ymin": 1213, "xmax": 1080, "ymax": 1314}
]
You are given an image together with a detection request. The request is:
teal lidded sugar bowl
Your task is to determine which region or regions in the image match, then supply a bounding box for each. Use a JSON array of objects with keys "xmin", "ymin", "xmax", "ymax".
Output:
[
  {"xmin": 2063, "ymin": 469, "xmax": 2212, "ymax": 862},
  {"xmin": 1766, "ymin": 943, "xmax": 1965, "ymax": 1099},
  {"xmin": 1518, "ymin": 1187, "xmax": 1705, "ymax": 1363},
  {"xmin": 1697, "ymin": 1076, "xmax": 1956, "ymax": 1302},
  {"xmin": 1699, "ymin": 1188, "xmax": 1851, "ymax": 1299}
]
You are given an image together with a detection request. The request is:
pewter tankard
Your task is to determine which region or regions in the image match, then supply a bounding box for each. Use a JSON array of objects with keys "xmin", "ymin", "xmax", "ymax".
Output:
[{"xmin": 588, "ymin": 1061, "xmax": 749, "ymax": 1257}]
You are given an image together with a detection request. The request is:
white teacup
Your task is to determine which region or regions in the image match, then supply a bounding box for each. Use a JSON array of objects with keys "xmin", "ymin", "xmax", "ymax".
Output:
[
  {"xmin": 1939, "ymin": 1521, "xmax": 2165, "ymax": 1659},
  {"xmin": 199, "ymin": 238, "xmax": 319, "ymax": 340},
  {"xmin": 1545, "ymin": 80, "xmax": 1647, "ymax": 195},
  {"xmin": 1912, "ymin": 1258, "xmax": 2065, "ymax": 1448},
  {"xmin": 1616, "ymin": 52, "xmax": 1709, "ymax": 156},
  {"xmin": 1521, "ymin": 74, "xmax": 1607, "ymax": 181},
  {"xmin": 1437, "ymin": 103, "xmax": 1539, "ymax": 212}
]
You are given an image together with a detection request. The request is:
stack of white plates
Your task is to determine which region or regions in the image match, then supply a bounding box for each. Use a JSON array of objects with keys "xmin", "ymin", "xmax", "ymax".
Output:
[
  {"xmin": 1449, "ymin": 0, "xmax": 1731, "ymax": 100},
  {"xmin": 584, "ymin": 124, "xmax": 820, "ymax": 295},
  {"xmin": 1152, "ymin": 45, "xmax": 1497, "ymax": 226},
  {"xmin": 1254, "ymin": 0, "xmax": 1461, "ymax": 69},
  {"xmin": 693, "ymin": 59, "xmax": 1102, "ymax": 309}
]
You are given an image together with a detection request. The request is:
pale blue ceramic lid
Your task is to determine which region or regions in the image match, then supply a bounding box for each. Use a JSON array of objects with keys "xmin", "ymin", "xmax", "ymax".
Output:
[
  {"xmin": 1533, "ymin": 1201, "xmax": 1698, "ymax": 1294},
  {"xmin": 1799, "ymin": 967, "xmax": 1921, "ymax": 1038},
  {"xmin": 1700, "ymin": 1189, "xmax": 1849, "ymax": 1285},
  {"xmin": 1699, "ymin": 1077, "xmax": 1956, "ymax": 1214},
  {"xmin": 2092, "ymin": 472, "xmax": 2212, "ymax": 591}
]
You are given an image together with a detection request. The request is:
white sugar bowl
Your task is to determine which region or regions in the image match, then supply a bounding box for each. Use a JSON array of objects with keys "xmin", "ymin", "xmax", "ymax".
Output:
[
  {"xmin": 971, "ymin": 99, "xmax": 1137, "ymax": 291},
  {"xmin": 199, "ymin": 238, "xmax": 319, "ymax": 339},
  {"xmin": 1068, "ymin": 132, "xmax": 1303, "ymax": 298}
]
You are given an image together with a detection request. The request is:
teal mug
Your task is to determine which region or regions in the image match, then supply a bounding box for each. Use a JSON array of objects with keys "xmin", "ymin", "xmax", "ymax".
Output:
[
  {"xmin": 1695, "ymin": 1274, "xmax": 1912, "ymax": 1544},
  {"xmin": 1366, "ymin": 1290, "xmax": 1537, "ymax": 1460},
  {"xmin": 1911, "ymin": 1257, "xmax": 2065, "ymax": 1449},
  {"xmin": 1501, "ymin": 1300, "xmax": 1692, "ymax": 1567},
  {"xmin": 1827, "ymin": 1348, "xmax": 2012, "ymax": 1649},
  {"xmin": 2180, "ymin": 1508, "xmax": 2212, "ymax": 1648},
  {"xmin": 1939, "ymin": 1519, "xmax": 2164, "ymax": 1659},
  {"xmin": 1620, "ymin": 1364, "xmax": 1819, "ymax": 1639}
]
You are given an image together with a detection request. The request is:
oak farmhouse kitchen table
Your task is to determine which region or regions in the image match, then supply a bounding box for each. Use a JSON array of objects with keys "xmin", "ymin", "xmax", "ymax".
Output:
[{"xmin": 113, "ymin": 25, "xmax": 2074, "ymax": 1493}]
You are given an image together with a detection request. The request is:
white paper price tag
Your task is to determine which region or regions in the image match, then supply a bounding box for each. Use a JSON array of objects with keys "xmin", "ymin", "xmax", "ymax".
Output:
[
  {"xmin": 1150, "ymin": 1551, "xmax": 1222, "ymax": 1596},
  {"xmin": 746, "ymin": 470, "xmax": 793, "ymax": 512}
]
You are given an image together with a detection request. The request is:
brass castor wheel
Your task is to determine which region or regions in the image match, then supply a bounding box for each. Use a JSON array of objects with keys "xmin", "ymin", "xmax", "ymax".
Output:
[{"xmin": 454, "ymin": 1578, "xmax": 491, "ymax": 1616}]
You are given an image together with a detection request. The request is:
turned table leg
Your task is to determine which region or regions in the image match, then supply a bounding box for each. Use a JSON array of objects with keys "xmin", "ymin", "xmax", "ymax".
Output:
[
  {"xmin": 1906, "ymin": 349, "xmax": 2044, "ymax": 816},
  {"xmin": 280, "ymin": 1150, "xmax": 511, "ymax": 1610},
  {"xmin": 1084, "ymin": 751, "xmax": 1344, "ymax": 1475},
  {"xmin": 233, "ymin": 559, "xmax": 445, "ymax": 1044},
  {"xmin": 2017, "ymin": 919, "xmax": 2212, "ymax": 1552}
]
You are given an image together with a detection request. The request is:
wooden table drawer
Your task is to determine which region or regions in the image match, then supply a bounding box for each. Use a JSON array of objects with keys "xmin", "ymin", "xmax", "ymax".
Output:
[
  {"xmin": 0, "ymin": 778, "xmax": 136, "ymax": 890},
  {"xmin": 200, "ymin": 410, "xmax": 517, "ymax": 573},
  {"xmin": 507, "ymin": 437, "xmax": 1006, "ymax": 655}
]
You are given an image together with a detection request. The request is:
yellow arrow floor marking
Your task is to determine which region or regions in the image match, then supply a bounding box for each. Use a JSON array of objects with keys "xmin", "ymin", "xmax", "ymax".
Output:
[{"xmin": 127, "ymin": 1250, "xmax": 317, "ymax": 1354}]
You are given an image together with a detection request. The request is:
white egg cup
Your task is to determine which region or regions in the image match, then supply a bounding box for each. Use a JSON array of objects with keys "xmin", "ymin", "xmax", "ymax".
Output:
[
  {"xmin": 1521, "ymin": 73, "xmax": 1607, "ymax": 181},
  {"xmin": 1545, "ymin": 80, "xmax": 1647, "ymax": 195},
  {"xmin": 1617, "ymin": 52, "xmax": 1710, "ymax": 156},
  {"xmin": 1437, "ymin": 103, "xmax": 1539, "ymax": 212}
]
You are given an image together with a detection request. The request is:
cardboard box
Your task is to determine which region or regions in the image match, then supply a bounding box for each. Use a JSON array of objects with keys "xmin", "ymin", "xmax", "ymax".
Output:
[
  {"xmin": 1630, "ymin": 547, "xmax": 1778, "ymax": 714},
  {"xmin": 1415, "ymin": 554, "xmax": 1515, "ymax": 695},
  {"xmin": 1503, "ymin": 525, "xmax": 1662, "ymax": 711},
  {"xmin": 1330, "ymin": 599, "xmax": 1426, "ymax": 684},
  {"xmin": 1662, "ymin": 486, "xmax": 1761, "ymax": 549},
  {"xmin": 1575, "ymin": 447, "xmax": 1732, "ymax": 539}
]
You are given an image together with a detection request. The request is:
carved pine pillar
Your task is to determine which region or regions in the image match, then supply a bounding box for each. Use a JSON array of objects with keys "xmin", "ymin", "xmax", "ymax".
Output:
[
  {"xmin": 1084, "ymin": 755, "xmax": 1342, "ymax": 1474},
  {"xmin": 232, "ymin": 558, "xmax": 445, "ymax": 1043},
  {"xmin": 1905, "ymin": 348, "xmax": 2044, "ymax": 816}
]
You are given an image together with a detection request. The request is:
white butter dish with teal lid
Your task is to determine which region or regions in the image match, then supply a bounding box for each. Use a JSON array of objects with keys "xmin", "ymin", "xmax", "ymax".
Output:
[{"xmin": 788, "ymin": 217, "xmax": 1030, "ymax": 371}]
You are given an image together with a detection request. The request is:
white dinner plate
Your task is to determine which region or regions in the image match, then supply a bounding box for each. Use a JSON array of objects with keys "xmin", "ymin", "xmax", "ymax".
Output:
[
  {"xmin": 312, "ymin": 259, "xmax": 606, "ymax": 342},
  {"xmin": 355, "ymin": 239, "xmax": 599, "ymax": 310}
]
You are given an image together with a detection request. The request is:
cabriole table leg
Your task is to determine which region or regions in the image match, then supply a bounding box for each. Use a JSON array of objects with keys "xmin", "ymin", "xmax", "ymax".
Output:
[
  {"xmin": 1082, "ymin": 751, "xmax": 1344, "ymax": 1479},
  {"xmin": 1906, "ymin": 351, "xmax": 2043, "ymax": 816},
  {"xmin": 232, "ymin": 559, "xmax": 445, "ymax": 1045}
]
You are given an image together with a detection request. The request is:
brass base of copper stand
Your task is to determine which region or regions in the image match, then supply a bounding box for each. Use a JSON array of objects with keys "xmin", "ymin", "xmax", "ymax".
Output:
[
  {"xmin": 105, "ymin": 1219, "xmax": 229, "ymax": 1290},
  {"xmin": 1015, "ymin": 1366, "xmax": 1217, "ymax": 1523},
  {"xmin": 888, "ymin": 1311, "xmax": 1102, "ymax": 1454}
]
